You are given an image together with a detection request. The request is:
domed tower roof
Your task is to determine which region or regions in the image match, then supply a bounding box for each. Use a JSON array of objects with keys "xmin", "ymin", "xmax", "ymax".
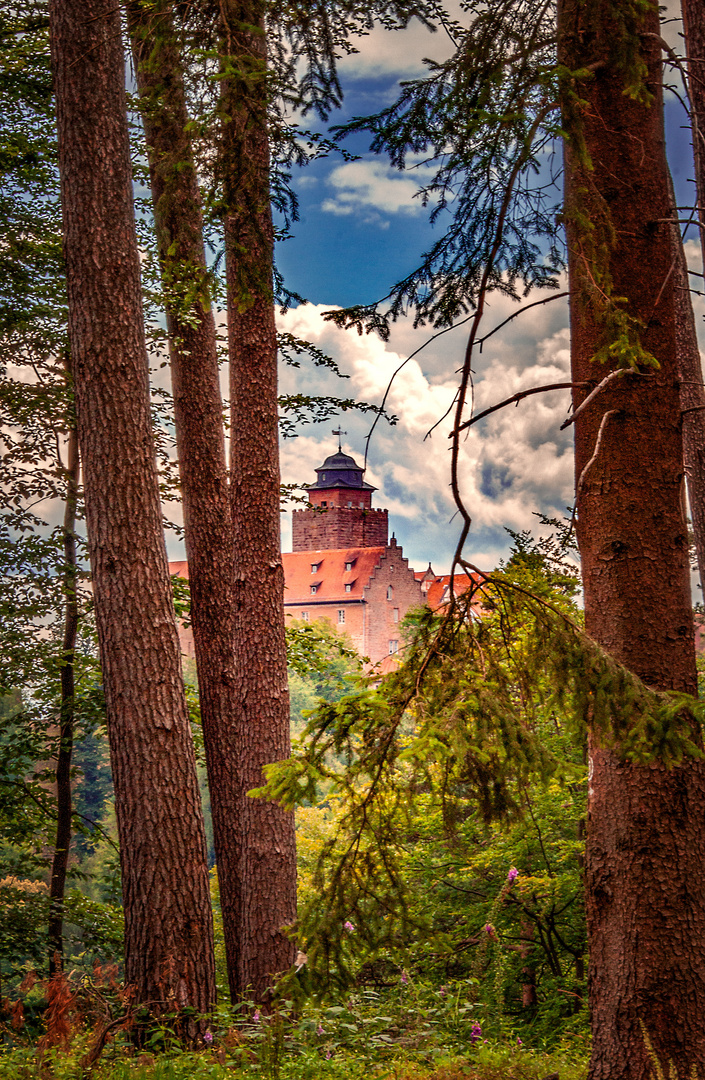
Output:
[{"xmin": 307, "ymin": 450, "xmax": 376, "ymax": 492}]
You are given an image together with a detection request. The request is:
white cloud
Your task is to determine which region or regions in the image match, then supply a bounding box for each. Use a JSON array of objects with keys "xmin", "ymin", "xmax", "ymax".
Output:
[
  {"xmin": 334, "ymin": 12, "xmax": 454, "ymax": 79},
  {"xmin": 276, "ymin": 297, "xmax": 575, "ymax": 571},
  {"xmin": 322, "ymin": 160, "xmax": 428, "ymax": 218}
]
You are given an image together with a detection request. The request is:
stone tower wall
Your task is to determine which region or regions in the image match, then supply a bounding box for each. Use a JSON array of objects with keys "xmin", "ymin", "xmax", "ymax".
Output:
[{"xmin": 292, "ymin": 506, "xmax": 388, "ymax": 551}]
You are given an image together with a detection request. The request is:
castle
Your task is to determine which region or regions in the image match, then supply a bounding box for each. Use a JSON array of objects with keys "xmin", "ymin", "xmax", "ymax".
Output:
[{"xmin": 171, "ymin": 442, "xmax": 468, "ymax": 667}]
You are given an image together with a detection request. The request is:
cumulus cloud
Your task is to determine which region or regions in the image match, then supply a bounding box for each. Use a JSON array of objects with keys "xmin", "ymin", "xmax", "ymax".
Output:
[
  {"xmin": 334, "ymin": 11, "xmax": 453, "ymax": 79},
  {"xmin": 321, "ymin": 160, "xmax": 429, "ymax": 219},
  {"xmin": 276, "ymin": 296, "xmax": 575, "ymax": 570}
]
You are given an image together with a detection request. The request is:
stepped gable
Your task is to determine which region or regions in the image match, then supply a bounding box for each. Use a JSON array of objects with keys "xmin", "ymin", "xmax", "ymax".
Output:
[{"xmin": 282, "ymin": 537, "xmax": 425, "ymax": 663}]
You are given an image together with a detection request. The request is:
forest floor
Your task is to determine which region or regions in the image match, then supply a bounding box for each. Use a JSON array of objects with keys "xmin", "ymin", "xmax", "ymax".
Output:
[
  {"xmin": 0, "ymin": 959, "xmax": 589, "ymax": 1079},
  {"xmin": 0, "ymin": 986, "xmax": 587, "ymax": 1080},
  {"xmin": 0, "ymin": 1043, "xmax": 586, "ymax": 1080}
]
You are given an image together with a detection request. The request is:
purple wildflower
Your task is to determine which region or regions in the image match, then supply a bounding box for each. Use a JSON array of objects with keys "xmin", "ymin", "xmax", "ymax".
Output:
[
  {"xmin": 439, "ymin": 985, "xmax": 447, "ymax": 997},
  {"xmin": 203, "ymin": 1030, "xmax": 213, "ymax": 1045},
  {"xmin": 344, "ymin": 920, "xmax": 355, "ymax": 933},
  {"xmin": 400, "ymin": 971, "xmax": 409, "ymax": 985},
  {"xmin": 517, "ymin": 1037, "xmax": 523, "ymax": 1046},
  {"xmin": 470, "ymin": 1022, "xmax": 482, "ymax": 1045},
  {"xmin": 325, "ymin": 1049, "xmax": 332, "ymax": 1059},
  {"xmin": 317, "ymin": 1023, "xmax": 324, "ymax": 1036},
  {"xmin": 253, "ymin": 1009, "xmax": 261, "ymax": 1023},
  {"xmin": 484, "ymin": 923, "xmax": 493, "ymax": 934},
  {"xmin": 507, "ymin": 866, "xmax": 519, "ymax": 884}
]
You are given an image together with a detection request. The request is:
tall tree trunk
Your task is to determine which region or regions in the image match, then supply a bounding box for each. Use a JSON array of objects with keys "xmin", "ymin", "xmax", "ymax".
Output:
[
  {"xmin": 126, "ymin": 0, "xmax": 243, "ymax": 1000},
  {"xmin": 48, "ymin": 417, "xmax": 78, "ymax": 974},
  {"xmin": 558, "ymin": 2, "xmax": 705, "ymax": 1076},
  {"xmin": 679, "ymin": 1, "xmax": 705, "ymax": 594},
  {"xmin": 682, "ymin": 0, "xmax": 705, "ymax": 253},
  {"xmin": 671, "ymin": 184, "xmax": 705, "ymax": 595},
  {"xmin": 217, "ymin": 1, "xmax": 297, "ymax": 1002},
  {"xmin": 49, "ymin": 0, "xmax": 216, "ymax": 1013}
]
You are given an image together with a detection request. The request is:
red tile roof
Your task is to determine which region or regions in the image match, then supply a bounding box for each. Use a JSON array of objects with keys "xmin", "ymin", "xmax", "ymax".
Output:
[
  {"xmin": 282, "ymin": 547, "xmax": 386, "ymax": 603},
  {"xmin": 169, "ymin": 555, "xmax": 482, "ymax": 613},
  {"xmin": 424, "ymin": 573, "xmax": 482, "ymax": 611}
]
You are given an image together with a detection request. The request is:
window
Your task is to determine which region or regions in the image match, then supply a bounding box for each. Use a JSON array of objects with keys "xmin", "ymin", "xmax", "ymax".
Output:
[
  {"xmin": 393, "ymin": 608, "xmax": 399, "ymax": 623},
  {"xmin": 338, "ymin": 609, "xmax": 345, "ymax": 624},
  {"xmin": 345, "ymin": 559, "xmax": 356, "ymax": 571},
  {"xmin": 388, "ymin": 639, "xmax": 399, "ymax": 655},
  {"xmin": 387, "ymin": 586, "xmax": 394, "ymax": 600},
  {"xmin": 347, "ymin": 501, "xmax": 353, "ymax": 507},
  {"xmin": 311, "ymin": 562, "xmax": 319, "ymax": 573},
  {"xmin": 345, "ymin": 583, "xmax": 352, "ymax": 593},
  {"xmin": 301, "ymin": 611, "xmax": 309, "ymax": 622},
  {"xmin": 321, "ymin": 501, "xmax": 327, "ymax": 507},
  {"xmin": 321, "ymin": 473, "xmax": 326, "ymax": 480},
  {"xmin": 310, "ymin": 584, "xmax": 318, "ymax": 595}
]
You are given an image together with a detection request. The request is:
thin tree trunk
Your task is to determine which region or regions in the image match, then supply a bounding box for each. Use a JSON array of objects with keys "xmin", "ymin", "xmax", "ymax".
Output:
[
  {"xmin": 679, "ymin": 2, "xmax": 705, "ymax": 594},
  {"xmin": 217, "ymin": 0, "xmax": 297, "ymax": 1002},
  {"xmin": 682, "ymin": 0, "xmax": 705, "ymax": 253},
  {"xmin": 49, "ymin": 0, "xmax": 216, "ymax": 1013},
  {"xmin": 558, "ymin": 2, "xmax": 705, "ymax": 1076},
  {"xmin": 126, "ymin": 0, "xmax": 243, "ymax": 1000},
  {"xmin": 671, "ymin": 177, "xmax": 705, "ymax": 595},
  {"xmin": 48, "ymin": 418, "xmax": 78, "ymax": 975}
]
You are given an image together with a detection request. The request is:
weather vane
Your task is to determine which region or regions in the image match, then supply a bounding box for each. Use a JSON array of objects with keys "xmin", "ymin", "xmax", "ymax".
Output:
[{"xmin": 332, "ymin": 427, "xmax": 347, "ymax": 452}]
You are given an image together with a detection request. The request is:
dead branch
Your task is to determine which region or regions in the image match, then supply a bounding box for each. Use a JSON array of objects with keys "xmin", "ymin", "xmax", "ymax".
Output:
[
  {"xmin": 455, "ymin": 381, "xmax": 585, "ymax": 435},
  {"xmin": 476, "ymin": 290, "xmax": 569, "ymax": 352},
  {"xmin": 560, "ymin": 370, "xmax": 630, "ymax": 430}
]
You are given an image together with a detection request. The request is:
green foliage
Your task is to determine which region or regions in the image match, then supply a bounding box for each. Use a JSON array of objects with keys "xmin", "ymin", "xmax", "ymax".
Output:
[
  {"xmin": 287, "ymin": 619, "xmax": 363, "ymax": 724},
  {"xmin": 324, "ymin": 0, "xmax": 662, "ymax": 374},
  {"xmin": 0, "ymin": 982, "xmax": 588, "ymax": 1078},
  {"xmin": 259, "ymin": 531, "xmax": 702, "ymax": 1044}
]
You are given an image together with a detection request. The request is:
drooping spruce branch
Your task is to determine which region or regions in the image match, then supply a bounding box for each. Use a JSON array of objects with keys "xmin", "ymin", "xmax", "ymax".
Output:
[{"xmin": 260, "ymin": 541, "xmax": 704, "ymax": 993}]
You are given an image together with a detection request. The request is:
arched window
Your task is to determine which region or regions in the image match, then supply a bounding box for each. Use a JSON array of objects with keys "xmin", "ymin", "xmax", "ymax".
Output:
[{"xmin": 387, "ymin": 586, "xmax": 394, "ymax": 600}]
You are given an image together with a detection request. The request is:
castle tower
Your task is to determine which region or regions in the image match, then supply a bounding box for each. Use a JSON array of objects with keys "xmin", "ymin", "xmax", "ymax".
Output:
[{"xmin": 291, "ymin": 446, "xmax": 389, "ymax": 551}]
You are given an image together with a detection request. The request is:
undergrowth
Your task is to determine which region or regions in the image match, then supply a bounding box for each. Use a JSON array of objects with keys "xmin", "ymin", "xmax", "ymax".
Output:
[{"xmin": 0, "ymin": 980, "xmax": 588, "ymax": 1079}]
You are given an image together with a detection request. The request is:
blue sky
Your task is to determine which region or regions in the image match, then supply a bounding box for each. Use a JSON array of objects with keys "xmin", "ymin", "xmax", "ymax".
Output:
[{"xmin": 266, "ymin": 9, "xmax": 705, "ymax": 579}]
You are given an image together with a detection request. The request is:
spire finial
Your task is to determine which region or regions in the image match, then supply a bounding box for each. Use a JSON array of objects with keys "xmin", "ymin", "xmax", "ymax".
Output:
[{"xmin": 332, "ymin": 427, "xmax": 347, "ymax": 452}]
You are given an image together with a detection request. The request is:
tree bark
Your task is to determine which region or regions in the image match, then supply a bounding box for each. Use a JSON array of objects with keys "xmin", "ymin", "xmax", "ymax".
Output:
[
  {"xmin": 49, "ymin": 0, "xmax": 216, "ymax": 1013},
  {"xmin": 48, "ymin": 418, "xmax": 78, "ymax": 974},
  {"xmin": 217, "ymin": 0, "xmax": 297, "ymax": 1001},
  {"xmin": 679, "ymin": 1, "xmax": 705, "ymax": 595},
  {"xmin": 558, "ymin": 2, "xmax": 705, "ymax": 1076},
  {"xmin": 682, "ymin": 0, "xmax": 705, "ymax": 254},
  {"xmin": 670, "ymin": 177, "xmax": 705, "ymax": 596},
  {"xmin": 127, "ymin": 0, "xmax": 244, "ymax": 1001}
]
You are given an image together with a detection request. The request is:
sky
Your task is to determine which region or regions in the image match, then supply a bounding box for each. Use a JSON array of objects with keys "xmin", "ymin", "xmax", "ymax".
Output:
[{"xmin": 263, "ymin": 9, "xmax": 705, "ymax": 577}]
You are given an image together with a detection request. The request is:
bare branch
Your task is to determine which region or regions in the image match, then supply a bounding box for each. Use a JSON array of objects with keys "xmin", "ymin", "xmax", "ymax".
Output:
[
  {"xmin": 476, "ymin": 290, "xmax": 569, "ymax": 353},
  {"xmin": 455, "ymin": 381, "xmax": 585, "ymax": 435},
  {"xmin": 560, "ymin": 370, "xmax": 631, "ymax": 430},
  {"xmin": 567, "ymin": 409, "xmax": 619, "ymax": 537}
]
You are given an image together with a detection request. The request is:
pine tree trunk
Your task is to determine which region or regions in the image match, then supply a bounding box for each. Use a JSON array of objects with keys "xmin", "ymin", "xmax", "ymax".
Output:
[
  {"xmin": 48, "ymin": 418, "xmax": 78, "ymax": 974},
  {"xmin": 671, "ymin": 186, "xmax": 705, "ymax": 595},
  {"xmin": 49, "ymin": 0, "xmax": 215, "ymax": 1013},
  {"xmin": 678, "ymin": 1, "xmax": 705, "ymax": 594},
  {"xmin": 558, "ymin": 2, "xmax": 705, "ymax": 1076},
  {"xmin": 218, "ymin": 0, "xmax": 297, "ymax": 1002},
  {"xmin": 682, "ymin": 0, "xmax": 705, "ymax": 251},
  {"xmin": 127, "ymin": 0, "xmax": 244, "ymax": 1000}
]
